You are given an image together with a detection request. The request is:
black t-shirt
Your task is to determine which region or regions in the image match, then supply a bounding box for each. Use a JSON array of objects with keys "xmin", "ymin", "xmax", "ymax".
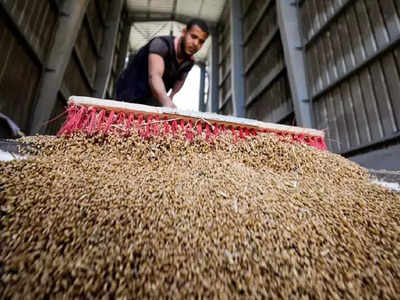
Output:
[{"xmin": 115, "ymin": 36, "xmax": 194, "ymax": 105}]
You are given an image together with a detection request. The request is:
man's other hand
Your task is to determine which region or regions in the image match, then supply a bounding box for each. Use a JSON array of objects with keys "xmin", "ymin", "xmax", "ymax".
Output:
[{"xmin": 165, "ymin": 101, "xmax": 177, "ymax": 109}]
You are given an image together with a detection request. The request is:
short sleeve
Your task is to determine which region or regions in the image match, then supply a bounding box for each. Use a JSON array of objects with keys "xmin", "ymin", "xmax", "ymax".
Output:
[
  {"xmin": 182, "ymin": 62, "xmax": 193, "ymax": 74},
  {"xmin": 179, "ymin": 62, "xmax": 194, "ymax": 79},
  {"xmin": 148, "ymin": 38, "xmax": 169, "ymax": 58}
]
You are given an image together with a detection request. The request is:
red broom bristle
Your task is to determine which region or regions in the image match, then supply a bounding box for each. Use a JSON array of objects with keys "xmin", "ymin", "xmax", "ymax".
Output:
[
  {"xmin": 96, "ymin": 109, "xmax": 106, "ymax": 133},
  {"xmin": 171, "ymin": 120, "xmax": 178, "ymax": 135},
  {"xmin": 153, "ymin": 115, "xmax": 160, "ymax": 136},
  {"xmin": 186, "ymin": 120, "xmax": 194, "ymax": 141},
  {"xmin": 213, "ymin": 123, "xmax": 219, "ymax": 136},
  {"xmin": 197, "ymin": 121, "xmax": 202, "ymax": 135},
  {"xmin": 127, "ymin": 112, "xmax": 134, "ymax": 129},
  {"xmin": 57, "ymin": 104, "xmax": 327, "ymax": 150},
  {"xmin": 163, "ymin": 117, "xmax": 170, "ymax": 135},
  {"xmin": 205, "ymin": 123, "xmax": 211, "ymax": 141},
  {"xmin": 87, "ymin": 108, "xmax": 97, "ymax": 135},
  {"xmin": 137, "ymin": 114, "xmax": 143, "ymax": 126}
]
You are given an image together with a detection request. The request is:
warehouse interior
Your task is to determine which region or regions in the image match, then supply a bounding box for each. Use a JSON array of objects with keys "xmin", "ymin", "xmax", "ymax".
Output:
[
  {"xmin": 2, "ymin": 1, "xmax": 400, "ymax": 298},
  {"xmin": 0, "ymin": 0, "xmax": 399, "ymax": 169}
]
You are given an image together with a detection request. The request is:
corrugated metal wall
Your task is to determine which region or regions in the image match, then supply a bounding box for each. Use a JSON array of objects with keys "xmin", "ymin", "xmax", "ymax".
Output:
[
  {"xmin": 243, "ymin": 0, "xmax": 294, "ymax": 125},
  {"xmin": 217, "ymin": 0, "xmax": 294, "ymax": 125},
  {"xmin": 0, "ymin": 0, "xmax": 129, "ymax": 135},
  {"xmin": 47, "ymin": 0, "xmax": 113, "ymax": 135},
  {"xmin": 215, "ymin": 0, "xmax": 399, "ymax": 155},
  {"xmin": 301, "ymin": 0, "xmax": 400, "ymax": 154},
  {"xmin": 0, "ymin": 0, "xmax": 57, "ymax": 133}
]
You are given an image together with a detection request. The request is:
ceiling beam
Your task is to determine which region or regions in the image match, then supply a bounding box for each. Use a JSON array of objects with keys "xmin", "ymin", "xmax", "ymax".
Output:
[
  {"xmin": 198, "ymin": 0, "xmax": 204, "ymax": 16},
  {"xmin": 146, "ymin": 0, "xmax": 151, "ymax": 20},
  {"xmin": 127, "ymin": 12, "xmax": 217, "ymax": 30},
  {"xmin": 171, "ymin": 0, "xmax": 177, "ymax": 20}
]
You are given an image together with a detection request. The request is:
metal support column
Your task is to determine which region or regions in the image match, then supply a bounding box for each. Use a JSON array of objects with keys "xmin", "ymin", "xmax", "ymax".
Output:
[
  {"xmin": 30, "ymin": 0, "xmax": 89, "ymax": 134},
  {"xmin": 277, "ymin": 0, "xmax": 312, "ymax": 128},
  {"xmin": 208, "ymin": 28, "xmax": 219, "ymax": 113},
  {"xmin": 115, "ymin": 17, "xmax": 132, "ymax": 79},
  {"xmin": 198, "ymin": 63, "xmax": 206, "ymax": 112},
  {"xmin": 230, "ymin": 0, "xmax": 246, "ymax": 118},
  {"xmin": 93, "ymin": 0, "xmax": 124, "ymax": 98}
]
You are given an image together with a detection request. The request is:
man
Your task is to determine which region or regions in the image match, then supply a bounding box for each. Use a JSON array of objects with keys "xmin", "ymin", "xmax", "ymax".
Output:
[{"xmin": 115, "ymin": 19, "xmax": 209, "ymax": 108}]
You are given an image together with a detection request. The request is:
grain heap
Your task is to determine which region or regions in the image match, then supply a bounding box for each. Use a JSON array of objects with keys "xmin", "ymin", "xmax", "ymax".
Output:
[{"xmin": 1, "ymin": 130, "xmax": 400, "ymax": 299}]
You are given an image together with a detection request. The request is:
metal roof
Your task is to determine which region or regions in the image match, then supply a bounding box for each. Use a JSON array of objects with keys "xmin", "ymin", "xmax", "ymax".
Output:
[{"xmin": 126, "ymin": 0, "xmax": 226, "ymax": 62}]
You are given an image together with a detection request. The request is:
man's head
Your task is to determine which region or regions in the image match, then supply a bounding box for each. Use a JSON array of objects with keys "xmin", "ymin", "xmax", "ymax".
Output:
[{"xmin": 180, "ymin": 19, "xmax": 209, "ymax": 57}]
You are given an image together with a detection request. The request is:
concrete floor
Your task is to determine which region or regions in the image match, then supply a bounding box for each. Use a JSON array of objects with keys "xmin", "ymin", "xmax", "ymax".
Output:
[
  {"xmin": 0, "ymin": 149, "xmax": 26, "ymax": 161},
  {"xmin": 349, "ymin": 144, "xmax": 400, "ymax": 171}
]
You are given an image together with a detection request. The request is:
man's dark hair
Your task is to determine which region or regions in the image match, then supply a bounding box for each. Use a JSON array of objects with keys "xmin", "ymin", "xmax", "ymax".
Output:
[{"xmin": 186, "ymin": 18, "xmax": 209, "ymax": 35}]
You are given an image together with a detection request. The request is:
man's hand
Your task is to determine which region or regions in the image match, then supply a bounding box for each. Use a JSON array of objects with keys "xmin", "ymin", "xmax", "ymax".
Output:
[
  {"xmin": 170, "ymin": 78, "xmax": 185, "ymax": 101},
  {"xmin": 148, "ymin": 54, "xmax": 176, "ymax": 107},
  {"xmin": 165, "ymin": 102, "xmax": 177, "ymax": 109}
]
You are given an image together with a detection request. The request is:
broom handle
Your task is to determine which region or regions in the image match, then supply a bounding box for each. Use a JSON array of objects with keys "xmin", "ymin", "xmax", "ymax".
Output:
[{"xmin": 69, "ymin": 96, "xmax": 325, "ymax": 137}]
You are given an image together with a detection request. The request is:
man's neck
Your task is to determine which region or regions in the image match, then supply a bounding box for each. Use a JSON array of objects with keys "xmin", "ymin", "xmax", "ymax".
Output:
[{"xmin": 174, "ymin": 36, "xmax": 189, "ymax": 63}]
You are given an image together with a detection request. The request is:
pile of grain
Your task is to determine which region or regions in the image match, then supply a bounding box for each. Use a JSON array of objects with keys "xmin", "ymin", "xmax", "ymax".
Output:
[{"xmin": 1, "ymin": 131, "xmax": 399, "ymax": 299}]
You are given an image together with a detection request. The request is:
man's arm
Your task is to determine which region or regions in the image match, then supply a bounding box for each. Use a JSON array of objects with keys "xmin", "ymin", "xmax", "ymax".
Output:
[
  {"xmin": 148, "ymin": 53, "xmax": 176, "ymax": 108},
  {"xmin": 169, "ymin": 73, "xmax": 188, "ymax": 100}
]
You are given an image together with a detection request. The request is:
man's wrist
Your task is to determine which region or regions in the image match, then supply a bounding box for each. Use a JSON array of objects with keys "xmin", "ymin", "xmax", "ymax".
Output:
[{"xmin": 158, "ymin": 95, "xmax": 174, "ymax": 107}]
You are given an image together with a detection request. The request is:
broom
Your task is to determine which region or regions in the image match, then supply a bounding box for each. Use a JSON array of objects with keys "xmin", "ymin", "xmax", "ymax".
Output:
[{"xmin": 57, "ymin": 96, "xmax": 327, "ymax": 150}]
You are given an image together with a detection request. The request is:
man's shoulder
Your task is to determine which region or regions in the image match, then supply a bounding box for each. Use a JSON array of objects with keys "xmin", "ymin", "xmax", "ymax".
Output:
[
  {"xmin": 150, "ymin": 36, "xmax": 175, "ymax": 47},
  {"xmin": 154, "ymin": 35, "xmax": 175, "ymax": 41},
  {"xmin": 148, "ymin": 36, "xmax": 175, "ymax": 57}
]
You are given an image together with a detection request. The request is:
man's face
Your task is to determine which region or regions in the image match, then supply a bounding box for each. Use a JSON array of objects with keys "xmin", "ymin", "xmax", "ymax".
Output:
[{"xmin": 182, "ymin": 25, "xmax": 208, "ymax": 56}]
